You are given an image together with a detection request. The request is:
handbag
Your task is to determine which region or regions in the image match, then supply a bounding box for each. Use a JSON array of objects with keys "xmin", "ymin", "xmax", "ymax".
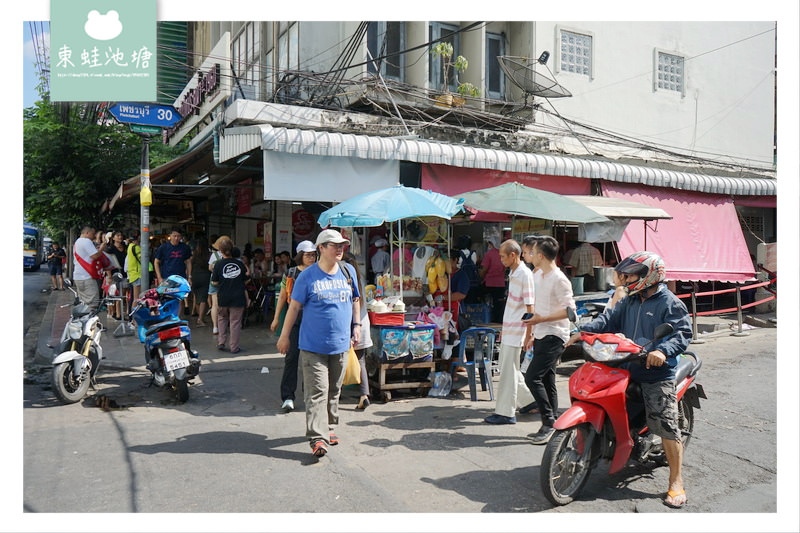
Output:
[
  {"xmin": 342, "ymin": 346, "xmax": 361, "ymax": 385},
  {"xmin": 74, "ymin": 250, "xmax": 110, "ymax": 280}
]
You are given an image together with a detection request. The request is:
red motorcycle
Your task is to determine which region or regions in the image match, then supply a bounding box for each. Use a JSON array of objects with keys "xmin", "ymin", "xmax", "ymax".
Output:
[{"xmin": 539, "ymin": 307, "xmax": 706, "ymax": 506}]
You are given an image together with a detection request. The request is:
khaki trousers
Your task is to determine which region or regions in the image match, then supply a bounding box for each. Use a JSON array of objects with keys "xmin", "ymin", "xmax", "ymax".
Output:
[
  {"xmin": 300, "ymin": 350, "xmax": 346, "ymax": 443},
  {"xmin": 494, "ymin": 343, "xmax": 535, "ymax": 418}
]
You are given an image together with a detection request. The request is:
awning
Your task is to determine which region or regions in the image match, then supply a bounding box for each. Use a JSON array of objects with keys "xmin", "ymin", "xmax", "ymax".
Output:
[
  {"xmin": 421, "ymin": 164, "xmax": 591, "ymax": 195},
  {"xmin": 568, "ymin": 195, "xmax": 672, "ymax": 220},
  {"xmin": 602, "ymin": 182, "xmax": 756, "ymax": 283},
  {"xmin": 219, "ymin": 124, "xmax": 776, "ymax": 197}
]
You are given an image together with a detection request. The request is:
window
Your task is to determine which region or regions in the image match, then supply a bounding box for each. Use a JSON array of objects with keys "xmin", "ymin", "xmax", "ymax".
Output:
[
  {"xmin": 429, "ymin": 22, "xmax": 461, "ymax": 91},
  {"xmin": 655, "ymin": 51, "xmax": 685, "ymax": 95},
  {"xmin": 486, "ymin": 32, "xmax": 505, "ymax": 99},
  {"xmin": 559, "ymin": 29, "xmax": 592, "ymax": 77},
  {"xmin": 367, "ymin": 22, "xmax": 405, "ymax": 81},
  {"xmin": 232, "ymin": 22, "xmax": 261, "ymax": 99}
]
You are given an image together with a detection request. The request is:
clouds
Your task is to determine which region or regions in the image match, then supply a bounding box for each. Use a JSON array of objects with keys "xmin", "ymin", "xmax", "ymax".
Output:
[{"xmin": 84, "ymin": 10, "xmax": 123, "ymax": 41}]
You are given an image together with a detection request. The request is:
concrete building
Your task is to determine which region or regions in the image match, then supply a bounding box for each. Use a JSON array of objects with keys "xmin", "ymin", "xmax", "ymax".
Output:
[{"xmin": 107, "ymin": 20, "xmax": 776, "ymax": 288}]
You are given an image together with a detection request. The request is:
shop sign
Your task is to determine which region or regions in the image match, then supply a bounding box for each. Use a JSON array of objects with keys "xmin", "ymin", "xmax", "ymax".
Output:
[
  {"xmin": 292, "ymin": 209, "xmax": 315, "ymax": 239},
  {"xmin": 164, "ymin": 64, "xmax": 220, "ymax": 142}
]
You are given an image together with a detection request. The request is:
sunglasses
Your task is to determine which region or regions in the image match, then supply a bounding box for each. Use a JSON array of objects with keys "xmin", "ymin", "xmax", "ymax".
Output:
[{"xmin": 324, "ymin": 242, "xmax": 346, "ymax": 249}]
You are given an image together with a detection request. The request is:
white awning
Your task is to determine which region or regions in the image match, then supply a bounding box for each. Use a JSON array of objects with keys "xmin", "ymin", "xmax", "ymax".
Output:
[
  {"xmin": 219, "ymin": 124, "xmax": 776, "ymax": 197},
  {"xmin": 567, "ymin": 195, "xmax": 672, "ymax": 220}
]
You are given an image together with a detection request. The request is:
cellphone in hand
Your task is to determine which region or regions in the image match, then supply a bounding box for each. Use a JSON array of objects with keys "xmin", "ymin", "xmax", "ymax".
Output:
[{"xmin": 521, "ymin": 312, "xmax": 533, "ymax": 320}]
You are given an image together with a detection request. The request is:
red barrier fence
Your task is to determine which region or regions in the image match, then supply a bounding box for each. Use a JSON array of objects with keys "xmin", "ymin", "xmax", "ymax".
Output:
[{"xmin": 678, "ymin": 277, "xmax": 777, "ymax": 341}]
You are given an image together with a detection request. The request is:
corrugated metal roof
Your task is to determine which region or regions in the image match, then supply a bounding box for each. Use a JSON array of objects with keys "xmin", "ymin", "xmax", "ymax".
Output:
[{"xmin": 219, "ymin": 124, "xmax": 776, "ymax": 197}]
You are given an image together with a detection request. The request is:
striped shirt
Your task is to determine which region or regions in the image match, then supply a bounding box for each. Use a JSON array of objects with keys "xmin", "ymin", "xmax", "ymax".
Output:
[{"xmin": 502, "ymin": 262, "xmax": 535, "ymax": 347}]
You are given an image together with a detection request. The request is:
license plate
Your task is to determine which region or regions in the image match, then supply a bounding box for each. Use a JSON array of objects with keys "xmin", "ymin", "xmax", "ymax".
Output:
[{"xmin": 163, "ymin": 350, "xmax": 190, "ymax": 371}]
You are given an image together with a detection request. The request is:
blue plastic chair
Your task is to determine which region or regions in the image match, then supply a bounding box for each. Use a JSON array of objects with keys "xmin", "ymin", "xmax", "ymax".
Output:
[{"xmin": 449, "ymin": 327, "xmax": 498, "ymax": 401}]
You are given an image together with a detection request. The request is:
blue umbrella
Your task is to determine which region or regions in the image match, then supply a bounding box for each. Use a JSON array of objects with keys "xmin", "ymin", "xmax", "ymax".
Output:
[{"xmin": 318, "ymin": 185, "xmax": 464, "ymax": 228}]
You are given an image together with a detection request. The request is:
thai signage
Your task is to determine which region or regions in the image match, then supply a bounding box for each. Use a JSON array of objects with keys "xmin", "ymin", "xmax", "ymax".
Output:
[{"xmin": 164, "ymin": 64, "xmax": 220, "ymax": 142}]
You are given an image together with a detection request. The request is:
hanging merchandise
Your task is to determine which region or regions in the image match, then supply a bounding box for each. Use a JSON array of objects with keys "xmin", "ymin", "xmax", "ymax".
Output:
[{"xmin": 412, "ymin": 246, "xmax": 436, "ymax": 279}]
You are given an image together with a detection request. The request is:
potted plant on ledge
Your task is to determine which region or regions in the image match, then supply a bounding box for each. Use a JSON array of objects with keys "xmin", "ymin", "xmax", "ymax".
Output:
[{"xmin": 432, "ymin": 42, "xmax": 481, "ymax": 107}]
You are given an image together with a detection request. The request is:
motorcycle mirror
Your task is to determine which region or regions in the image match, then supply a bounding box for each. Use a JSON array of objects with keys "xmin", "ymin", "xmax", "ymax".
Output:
[
  {"xmin": 64, "ymin": 279, "xmax": 72, "ymax": 288},
  {"xmin": 566, "ymin": 307, "xmax": 577, "ymax": 323},
  {"xmin": 653, "ymin": 323, "xmax": 674, "ymax": 340},
  {"xmin": 112, "ymin": 272, "xmax": 124, "ymax": 282}
]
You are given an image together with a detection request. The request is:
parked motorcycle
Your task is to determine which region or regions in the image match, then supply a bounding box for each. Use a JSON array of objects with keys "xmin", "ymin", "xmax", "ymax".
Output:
[
  {"xmin": 130, "ymin": 275, "xmax": 200, "ymax": 402},
  {"xmin": 50, "ymin": 276, "xmax": 120, "ymax": 404},
  {"xmin": 539, "ymin": 306, "xmax": 706, "ymax": 506}
]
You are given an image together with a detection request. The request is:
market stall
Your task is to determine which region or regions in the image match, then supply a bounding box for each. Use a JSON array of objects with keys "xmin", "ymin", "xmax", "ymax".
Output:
[{"xmin": 318, "ymin": 185, "xmax": 464, "ymax": 400}]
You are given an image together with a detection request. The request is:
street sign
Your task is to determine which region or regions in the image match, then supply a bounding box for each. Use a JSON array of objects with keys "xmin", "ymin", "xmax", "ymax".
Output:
[
  {"xmin": 130, "ymin": 124, "xmax": 162, "ymax": 135},
  {"xmin": 108, "ymin": 102, "xmax": 182, "ymax": 128}
]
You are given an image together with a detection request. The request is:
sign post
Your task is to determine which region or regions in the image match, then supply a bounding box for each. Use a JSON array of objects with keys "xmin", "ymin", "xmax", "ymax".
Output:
[{"xmin": 108, "ymin": 102, "xmax": 182, "ymax": 291}]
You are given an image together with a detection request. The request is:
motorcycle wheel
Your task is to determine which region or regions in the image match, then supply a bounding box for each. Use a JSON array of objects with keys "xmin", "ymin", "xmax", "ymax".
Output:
[
  {"xmin": 540, "ymin": 424, "xmax": 594, "ymax": 506},
  {"xmin": 52, "ymin": 361, "xmax": 91, "ymax": 404},
  {"xmin": 175, "ymin": 378, "xmax": 189, "ymax": 403}
]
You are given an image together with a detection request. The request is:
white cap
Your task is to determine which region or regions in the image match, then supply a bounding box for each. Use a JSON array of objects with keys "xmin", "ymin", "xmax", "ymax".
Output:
[
  {"xmin": 296, "ymin": 240, "xmax": 316, "ymax": 254},
  {"xmin": 315, "ymin": 229, "xmax": 350, "ymax": 246},
  {"xmin": 374, "ymin": 238, "xmax": 388, "ymax": 247}
]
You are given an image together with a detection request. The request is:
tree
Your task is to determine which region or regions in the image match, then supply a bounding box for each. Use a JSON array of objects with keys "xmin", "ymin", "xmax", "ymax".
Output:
[{"xmin": 23, "ymin": 92, "xmax": 185, "ymax": 241}]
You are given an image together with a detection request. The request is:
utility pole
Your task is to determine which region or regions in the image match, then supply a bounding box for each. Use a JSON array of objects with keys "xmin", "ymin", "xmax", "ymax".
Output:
[{"xmin": 139, "ymin": 136, "xmax": 152, "ymax": 290}]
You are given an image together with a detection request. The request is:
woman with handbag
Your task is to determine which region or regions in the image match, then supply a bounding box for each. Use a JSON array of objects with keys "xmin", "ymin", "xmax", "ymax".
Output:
[
  {"xmin": 271, "ymin": 241, "xmax": 317, "ymax": 412},
  {"xmin": 342, "ymin": 252, "xmax": 373, "ymax": 410}
]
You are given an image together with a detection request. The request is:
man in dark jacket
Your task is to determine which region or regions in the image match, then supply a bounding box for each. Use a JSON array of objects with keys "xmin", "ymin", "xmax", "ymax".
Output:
[{"xmin": 569, "ymin": 251, "xmax": 692, "ymax": 509}]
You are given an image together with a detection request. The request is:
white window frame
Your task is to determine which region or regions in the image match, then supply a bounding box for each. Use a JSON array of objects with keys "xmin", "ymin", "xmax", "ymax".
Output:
[
  {"xmin": 485, "ymin": 32, "xmax": 505, "ymax": 99},
  {"xmin": 554, "ymin": 25, "xmax": 594, "ymax": 80},
  {"xmin": 367, "ymin": 22, "xmax": 405, "ymax": 82},
  {"xmin": 429, "ymin": 22, "xmax": 461, "ymax": 91},
  {"xmin": 653, "ymin": 48, "xmax": 686, "ymax": 97},
  {"xmin": 232, "ymin": 22, "xmax": 261, "ymax": 99}
]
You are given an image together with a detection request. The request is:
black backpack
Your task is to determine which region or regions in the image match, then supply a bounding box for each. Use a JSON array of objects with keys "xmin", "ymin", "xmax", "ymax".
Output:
[{"xmin": 460, "ymin": 250, "xmax": 480, "ymax": 291}]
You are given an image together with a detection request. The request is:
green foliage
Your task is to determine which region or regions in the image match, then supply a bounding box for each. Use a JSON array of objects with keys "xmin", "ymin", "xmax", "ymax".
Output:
[
  {"xmin": 433, "ymin": 42, "xmax": 475, "ymax": 96},
  {"xmin": 456, "ymin": 82, "xmax": 481, "ymax": 97},
  {"xmin": 23, "ymin": 96, "xmax": 185, "ymax": 237}
]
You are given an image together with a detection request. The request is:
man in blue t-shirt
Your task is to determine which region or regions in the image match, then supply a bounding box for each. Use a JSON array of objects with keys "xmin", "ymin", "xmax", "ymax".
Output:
[
  {"xmin": 154, "ymin": 228, "xmax": 193, "ymax": 285},
  {"xmin": 277, "ymin": 229, "xmax": 360, "ymax": 459}
]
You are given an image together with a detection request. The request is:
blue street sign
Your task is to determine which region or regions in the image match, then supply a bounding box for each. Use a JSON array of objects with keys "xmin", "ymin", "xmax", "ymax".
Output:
[{"xmin": 108, "ymin": 102, "xmax": 182, "ymax": 128}]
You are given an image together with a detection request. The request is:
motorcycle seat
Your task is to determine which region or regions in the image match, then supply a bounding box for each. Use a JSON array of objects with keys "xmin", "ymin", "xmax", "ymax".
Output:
[
  {"xmin": 145, "ymin": 320, "xmax": 189, "ymax": 336},
  {"xmin": 674, "ymin": 351, "xmax": 702, "ymax": 383}
]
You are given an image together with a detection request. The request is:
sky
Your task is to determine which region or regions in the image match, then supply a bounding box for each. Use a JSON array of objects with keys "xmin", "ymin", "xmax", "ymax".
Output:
[{"xmin": 22, "ymin": 22, "xmax": 47, "ymax": 108}]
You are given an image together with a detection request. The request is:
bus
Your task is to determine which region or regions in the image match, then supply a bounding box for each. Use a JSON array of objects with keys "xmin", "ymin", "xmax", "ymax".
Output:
[{"xmin": 23, "ymin": 223, "xmax": 43, "ymax": 271}]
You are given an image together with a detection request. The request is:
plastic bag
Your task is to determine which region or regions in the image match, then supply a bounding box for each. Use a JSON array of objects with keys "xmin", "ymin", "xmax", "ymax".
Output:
[
  {"xmin": 428, "ymin": 371, "xmax": 452, "ymax": 397},
  {"xmin": 342, "ymin": 347, "xmax": 361, "ymax": 385}
]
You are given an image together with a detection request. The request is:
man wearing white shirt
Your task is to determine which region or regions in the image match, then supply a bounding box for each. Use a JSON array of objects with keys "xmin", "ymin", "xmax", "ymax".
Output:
[
  {"xmin": 522, "ymin": 235, "xmax": 576, "ymax": 444},
  {"xmin": 484, "ymin": 240, "xmax": 536, "ymax": 425},
  {"xmin": 73, "ymin": 226, "xmax": 107, "ymax": 310}
]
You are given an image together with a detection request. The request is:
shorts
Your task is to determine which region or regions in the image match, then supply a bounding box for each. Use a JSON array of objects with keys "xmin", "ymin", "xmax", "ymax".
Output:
[
  {"xmin": 130, "ymin": 278, "xmax": 141, "ymax": 287},
  {"xmin": 640, "ymin": 380, "xmax": 681, "ymax": 441},
  {"xmin": 208, "ymin": 284, "xmax": 218, "ymax": 295},
  {"xmin": 49, "ymin": 263, "xmax": 63, "ymax": 276}
]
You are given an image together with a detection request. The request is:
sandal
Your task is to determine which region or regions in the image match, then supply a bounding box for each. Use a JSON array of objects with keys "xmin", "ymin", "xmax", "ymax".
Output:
[
  {"xmin": 310, "ymin": 440, "xmax": 328, "ymax": 457},
  {"xmin": 356, "ymin": 396, "xmax": 370, "ymax": 410},
  {"xmin": 663, "ymin": 489, "xmax": 688, "ymax": 509},
  {"xmin": 329, "ymin": 433, "xmax": 339, "ymax": 446}
]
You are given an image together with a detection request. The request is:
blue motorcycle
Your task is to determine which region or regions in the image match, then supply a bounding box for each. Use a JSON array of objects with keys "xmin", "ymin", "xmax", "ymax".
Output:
[{"xmin": 130, "ymin": 275, "xmax": 200, "ymax": 402}]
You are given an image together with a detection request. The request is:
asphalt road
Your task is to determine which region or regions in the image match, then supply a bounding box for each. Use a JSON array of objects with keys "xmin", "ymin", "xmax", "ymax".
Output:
[{"xmin": 17, "ymin": 275, "xmax": 793, "ymax": 531}]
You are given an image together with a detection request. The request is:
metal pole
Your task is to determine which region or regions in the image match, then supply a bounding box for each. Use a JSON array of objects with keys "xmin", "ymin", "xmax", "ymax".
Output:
[
  {"xmin": 689, "ymin": 282, "xmax": 705, "ymax": 344},
  {"xmin": 732, "ymin": 285, "xmax": 750, "ymax": 337},
  {"xmin": 140, "ymin": 137, "xmax": 151, "ymax": 291}
]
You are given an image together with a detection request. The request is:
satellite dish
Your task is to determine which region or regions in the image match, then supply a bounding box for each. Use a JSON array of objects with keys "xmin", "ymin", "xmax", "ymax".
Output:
[{"xmin": 497, "ymin": 55, "xmax": 572, "ymax": 98}]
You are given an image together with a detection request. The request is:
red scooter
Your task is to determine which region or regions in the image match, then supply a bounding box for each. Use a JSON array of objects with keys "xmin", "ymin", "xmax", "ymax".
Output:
[{"xmin": 539, "ymin": 307, "xmax": 706, "ymax": 506}]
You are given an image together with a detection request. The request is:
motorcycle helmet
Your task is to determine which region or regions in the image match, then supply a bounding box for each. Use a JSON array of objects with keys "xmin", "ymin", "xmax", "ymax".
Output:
[
  {"xmin": 156, "ymin": 275, "xmax": 191, "ymax": 300},
  {"xmin": 614, "ymin": 251, "xmax": 666, "ymax": 295}
]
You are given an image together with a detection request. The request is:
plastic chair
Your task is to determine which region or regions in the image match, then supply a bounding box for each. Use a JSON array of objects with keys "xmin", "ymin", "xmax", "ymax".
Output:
[{"xmin": 450, "ymin": 327, "xmax": 498, "ymax": 401}]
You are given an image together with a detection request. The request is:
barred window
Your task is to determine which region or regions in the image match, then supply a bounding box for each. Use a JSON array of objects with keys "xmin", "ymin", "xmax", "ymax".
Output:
[
  {"xmin": 560, "ymin": 30, "xmax": 592, "ymax": 77},
  {"xmin": 657, "ymin": 52, "xmax": 685, "ymax": 93}
]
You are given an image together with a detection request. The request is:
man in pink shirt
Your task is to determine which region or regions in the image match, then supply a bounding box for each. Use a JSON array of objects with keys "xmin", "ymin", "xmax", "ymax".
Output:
[
  {"xmin": 484, "ymin": 240, "xmax": 536, "ymax": 425},
  {"xmin": 479, "ymin": 236, "xmax": 506, "ymax": 323}
]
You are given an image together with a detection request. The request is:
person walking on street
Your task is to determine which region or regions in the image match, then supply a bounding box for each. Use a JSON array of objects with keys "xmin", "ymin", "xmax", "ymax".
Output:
[
  {"xmin": 271, "ymin": 240, "xmax": 318, "ymax": 412},
  {"xmin": 207, "ymin": 235, "xmax": 230, "ymax": 335},
  {"xmin": 46, "ymin": 241, "xmax": 66, "ymax": 291},
  {"xmin": 277, "ymin": 229, "xmax": 360, "ymax": 458},
  {"xmin": 484, "ymin": 240, "xmax": 536, "ymax": 425},
  {"xmin": 343, "ymin": 251, "xmax": 373, "ymax": 410},
  {"xmin": 479, "ymin": 236, "xmax": 506, "ymax": 323},
  {"xmin": 521, "ymin": 235, "xmax": 576, "ymax": 444},
  {"xmin": 210, "ymin": 237, "xmax": 248, "ymax": 354},
  {"xmin": 73, "ymin": 226, "xmax": 108, "ymax": 310},
  {"xmin": 190, "ymin": 238, "xmax": 211, "ymax": 327},
  {"xmin": 567, "ymin": 251, "xmax": 692, "ymax": 509}
]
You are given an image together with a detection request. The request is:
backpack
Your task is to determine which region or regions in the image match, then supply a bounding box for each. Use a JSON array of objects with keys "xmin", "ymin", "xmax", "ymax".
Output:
[{"xmin": 460, "ymin": 250, "xmax": 480, "ymax": 291}]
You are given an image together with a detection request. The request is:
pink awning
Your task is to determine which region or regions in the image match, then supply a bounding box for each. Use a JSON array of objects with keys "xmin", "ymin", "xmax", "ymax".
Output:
[
  {"xmin": 421, "ymin": 164, "xmax": 591, "ymax": 196},
  {"xmin": 602, "ymin": 182, "xmax": 756, "ymax": 283}
]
